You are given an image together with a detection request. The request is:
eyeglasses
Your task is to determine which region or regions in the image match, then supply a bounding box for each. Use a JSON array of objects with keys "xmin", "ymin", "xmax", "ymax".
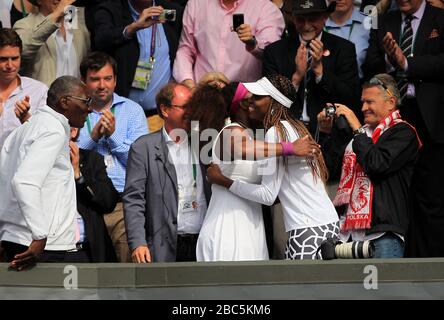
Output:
[
  {"xmin": 68, "ymin": 96, "xmax": 93, "ymax": 107},
  {"xmin": 369, "ymin": 78, "xmax": 394, "ymax": 98},
  {"xmin": 169, "ymin": 104, "xmax": 187, "ymax": 110}
]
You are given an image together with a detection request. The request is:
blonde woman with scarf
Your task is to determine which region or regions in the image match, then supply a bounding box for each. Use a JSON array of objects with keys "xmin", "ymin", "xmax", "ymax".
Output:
[{"xmin": 320, "ymin": 73, "xmax": 422, "ymax": 258}]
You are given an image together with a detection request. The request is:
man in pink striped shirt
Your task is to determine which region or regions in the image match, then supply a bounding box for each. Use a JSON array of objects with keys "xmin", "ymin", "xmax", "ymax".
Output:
[{"xmin": 173, "ymin": 0, "xmax": 284, "ymax": 88}]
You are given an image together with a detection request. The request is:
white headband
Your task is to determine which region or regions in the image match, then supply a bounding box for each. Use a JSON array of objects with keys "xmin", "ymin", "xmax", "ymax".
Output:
[{"xmin": 242, "ymin": 77, "xmax": 293, "ymax": 108}]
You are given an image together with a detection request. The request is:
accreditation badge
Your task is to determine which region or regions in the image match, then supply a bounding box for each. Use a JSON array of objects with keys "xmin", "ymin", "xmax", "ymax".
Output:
[
  {"xmin": 104, "ymin": 154, "xmax": 115, "ymax": 169},
  {"xmin": 178, "ymin": 185, "xmax": 199, "ymax": 213},
  {"xmin": 131, "ymin": 59, "xmax": 155, "ymax": 90}
]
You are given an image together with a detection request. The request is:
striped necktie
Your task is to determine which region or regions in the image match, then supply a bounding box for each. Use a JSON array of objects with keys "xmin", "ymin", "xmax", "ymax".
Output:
[
  {"xmin": 305, "ymin": 38, "xmax": 314, "ymax": 76},
  {"xmin": 304, "ymin": 50, "xmax": 312, "ymax": 99},
  {"xmin": 397, "ymin": 14, "xmax": 414, "ymax": 102},
  {"xmin": 306, "ymin": 50, "xmax": 313, "ymax": 74}
]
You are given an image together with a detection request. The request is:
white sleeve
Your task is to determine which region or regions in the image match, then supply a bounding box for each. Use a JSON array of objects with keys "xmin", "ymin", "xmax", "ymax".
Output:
[
  {"xmin": 228, "ymin": 127, "xmax": 285, "ymax": 206},
  {"xmin": 30, "ymin": 84, "xmax": 48, "ymax": 114},
  {"xmin": 11, "ymin": 129, "xmax": 66, "ymax": 240}
]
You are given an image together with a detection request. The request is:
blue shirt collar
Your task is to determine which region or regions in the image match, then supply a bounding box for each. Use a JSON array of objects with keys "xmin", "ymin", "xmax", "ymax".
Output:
[
  {"xmin": 325, "ymin": 7, "xmax": 365, "ymax": 28},
  {"xmin": 111, "ymin": 92, "xmax": 126, "ymax": 107},
  {"xmin": 90, "ymin": 93, "xmax": 125, "ymax": 115}
]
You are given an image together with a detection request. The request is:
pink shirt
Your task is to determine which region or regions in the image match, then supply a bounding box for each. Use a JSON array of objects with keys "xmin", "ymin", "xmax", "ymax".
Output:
[{"xmin": 173, "ymin": 0, "xmax": 285, "ymax": 83}]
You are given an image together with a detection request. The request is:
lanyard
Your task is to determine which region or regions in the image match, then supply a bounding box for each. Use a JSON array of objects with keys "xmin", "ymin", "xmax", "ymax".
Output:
[
  {"xmin": 20, "ymin": 0, "xmax": 27, "ymax": 17},
  {"xmin": 190, "ymin": 148, "xmax": 197, "ymax": 188},
  {"xmin": 149, "ymin": 22, "xmax": 157, "ymax": 63},
  {"xmin": 347, "ymin": 22, "xmax": 355, "ymax": 40},
  {"xmin": 86, "ymin": 105, "xmax": 115, "ymax": 135}
]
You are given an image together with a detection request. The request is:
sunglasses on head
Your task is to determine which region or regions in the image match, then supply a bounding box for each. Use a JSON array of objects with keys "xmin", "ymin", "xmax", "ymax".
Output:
[{"xmin": 369, "ymin": 78, "xmax": 394, "ymax": 98}]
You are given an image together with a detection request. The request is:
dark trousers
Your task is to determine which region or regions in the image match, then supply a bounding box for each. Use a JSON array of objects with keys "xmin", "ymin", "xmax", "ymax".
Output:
[
  {"xmin": 1, "ymin": 241, "xmax": 27, "ymax": 262},
  {"xmin": 176, "ymin": 234, "xmax": 198, "ymax": 262},
  {"xmin": 402, "ymin": 99, "xmax": 444, "ymax": 257},
  {"xmin": 39, "ymin": 243, "xmax": 91, "ymax": 263},
  {"xmin": 1, "ymin": 241, "xmax": 91, "ymax": 263}
]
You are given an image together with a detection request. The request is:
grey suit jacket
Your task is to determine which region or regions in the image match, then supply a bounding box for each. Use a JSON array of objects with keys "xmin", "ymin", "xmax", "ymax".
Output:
[{"xmin": 123, "ymin": 130, "xmax": 211, "ymax": 262}]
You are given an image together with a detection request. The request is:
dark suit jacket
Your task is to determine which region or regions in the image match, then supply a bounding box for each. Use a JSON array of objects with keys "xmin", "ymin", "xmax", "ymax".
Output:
[
  {"xmin": 123, "ymin": 130, "xmax": 211, "ymax": 262},
  {"xmin": 262, "ymin": 32, "xmax": 361, "ymax": 134},
  {"xmin": 74, "ymin": 0, "xmax": 103, "ymax": 51},
  {"xmin": 77, "ymin": 149, "xmax": 118, "ymax": 262},
  {"xmin": 362, "ymin": 4, "xmax": 444, "ymax": 143},
  {"xmin": 94, "ymin": 0, "xmax": 183, "ymax": 97}
]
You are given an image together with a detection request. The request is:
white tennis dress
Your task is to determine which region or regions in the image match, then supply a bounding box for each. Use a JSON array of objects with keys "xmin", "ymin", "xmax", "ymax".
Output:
[{"xmin": 196, "ymin": 123, "xmax": 269, "ymax": 261}]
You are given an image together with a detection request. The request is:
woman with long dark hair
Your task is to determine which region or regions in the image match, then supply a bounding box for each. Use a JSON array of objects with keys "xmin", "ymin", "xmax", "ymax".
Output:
[
  {"xmin": 187, "ymin": 82, "xmax": 318, "ymax": 261},
  {"xmin": 208, "ymin": 75, "xmax": 339, "ymax": 260}
]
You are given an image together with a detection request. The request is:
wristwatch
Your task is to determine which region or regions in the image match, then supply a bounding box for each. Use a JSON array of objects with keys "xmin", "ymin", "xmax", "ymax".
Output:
[
  {"xmin": 353, "ymin": 126, "xmax": 366, "ymax": 136},
  {"xmin": 246, "ymin": 36, "xmax": 257, "ymax": 48}
]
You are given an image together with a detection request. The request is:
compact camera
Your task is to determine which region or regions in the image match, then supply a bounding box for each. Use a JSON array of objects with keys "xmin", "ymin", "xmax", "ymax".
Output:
[
  {"xmin": 324, "ymin": 104, "xmax": 350, "ymax": 131},
  {"xmin": 325, "ymin": 104, "xmax": 337, "ymax": 118},
  {"xmin": 319, "ymin": 238, "xmax": 375, "ymax": 260},
  {"xmin": 159, "ymin": 9, "xmax": 176, "ymax": 22}
]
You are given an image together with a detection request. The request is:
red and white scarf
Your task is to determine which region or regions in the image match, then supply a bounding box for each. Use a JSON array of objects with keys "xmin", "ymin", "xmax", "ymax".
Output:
[{"xmin": 333, "ymin": 110, "xmax": 420, "ymax": 231}]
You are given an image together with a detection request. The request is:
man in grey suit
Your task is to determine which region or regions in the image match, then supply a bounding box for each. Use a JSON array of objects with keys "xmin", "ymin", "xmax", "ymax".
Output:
[{"xmin": 123, "ymin": 82, "xmax": 210, "ymax": 263}]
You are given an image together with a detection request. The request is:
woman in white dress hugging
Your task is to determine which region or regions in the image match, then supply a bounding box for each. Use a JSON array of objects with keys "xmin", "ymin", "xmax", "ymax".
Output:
[
  {"xmin": 187, "ymin": 81, "xmax": 319, "ymax": 261},
  {"xmin": 207, "ymin": 75, "xmax": 340, "ymax": 260}
]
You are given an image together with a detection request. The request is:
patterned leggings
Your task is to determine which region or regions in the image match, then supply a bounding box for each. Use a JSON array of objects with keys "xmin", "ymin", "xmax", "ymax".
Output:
[{"xmin": 285, "ymin": 221, "xmax": 340, "ymax": 260}]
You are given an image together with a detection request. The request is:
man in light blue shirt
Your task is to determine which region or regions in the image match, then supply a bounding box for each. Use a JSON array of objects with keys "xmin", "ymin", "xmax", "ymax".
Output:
[
  {"xmin": 77, "ymin": 52, "xmax": 148, "ymax": 262},
  {"xmin": 94, "ymin": 0, "xmax": 183, "ymax": 132},
  {"xmin": 325, "ymin": 0, "xmax": 370, "ymax": 79},
  {"xmin": 126, "ymin": 1, "xmax": 171, "ymax": 117}
]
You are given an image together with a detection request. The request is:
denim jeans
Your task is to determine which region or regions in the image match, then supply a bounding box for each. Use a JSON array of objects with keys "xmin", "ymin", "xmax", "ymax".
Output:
[{"xmin": 372, "ymin": 233, "xmax": 405, "ymax": 258}]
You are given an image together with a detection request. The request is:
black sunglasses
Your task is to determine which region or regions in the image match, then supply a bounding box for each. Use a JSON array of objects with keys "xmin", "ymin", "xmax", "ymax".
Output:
[
  {"xmin": 68, "ymin": 96, "xmax": 93, "ymax": 107},
  {"xmin": 369, "ymin": 78, "xmax": 394, "ymax": 98}
]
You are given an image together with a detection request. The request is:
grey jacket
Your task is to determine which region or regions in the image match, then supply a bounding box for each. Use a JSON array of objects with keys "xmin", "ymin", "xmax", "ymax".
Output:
[{"xmin": 123, "ymin": 130, "xmax": 211, "ymax": 262}]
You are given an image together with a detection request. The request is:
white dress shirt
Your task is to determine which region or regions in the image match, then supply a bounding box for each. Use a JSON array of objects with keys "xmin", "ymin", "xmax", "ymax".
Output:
[
  {"xmin": 0, "ymin": 105, "xmax": 76, "ymax": 250},
  {"xmin": 0, "ymin": 76, "xmax": 48, "ymax": 150},
  {"xmin": 163, "ymin": 127, "xmax": 206, "ymax": 234},
  {"xmin": 54, "ymin": 28, "xmax": 79, "ymax": 78},
  {"xmin": 229, "ymin": 121, "xmax": 338, "ymax": 232}
]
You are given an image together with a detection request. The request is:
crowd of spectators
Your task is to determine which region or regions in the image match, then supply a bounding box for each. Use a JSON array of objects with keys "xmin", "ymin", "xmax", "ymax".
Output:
[{"xmin": 0, "ymin": 0, "xmax": 443, "ymax": 268}]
